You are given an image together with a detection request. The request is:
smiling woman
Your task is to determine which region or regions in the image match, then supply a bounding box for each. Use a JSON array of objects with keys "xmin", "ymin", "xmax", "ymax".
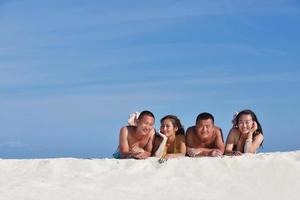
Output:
[
  {"xmin": 152, "ymin": 115, "xmax": 186, "ymax": 162},
  {"xmin": 225, "ymin": 109, "xmax": 264, "ymax": 156}
]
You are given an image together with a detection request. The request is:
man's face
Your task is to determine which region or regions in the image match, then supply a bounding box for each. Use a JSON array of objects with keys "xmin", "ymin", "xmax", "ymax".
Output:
[
  {"xmin": 195, "ymin": 118, "xmax": 214, "ymax": 139},
  {"xmin": 137, "ymin": 115, "xmax": 155, "ymax": 136}
]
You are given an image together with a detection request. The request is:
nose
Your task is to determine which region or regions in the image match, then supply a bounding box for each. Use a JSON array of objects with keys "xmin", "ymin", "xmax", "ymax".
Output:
[
  {"xmin": 146, "ymin": 124, "xmax": 152, "ymax": 130},
  {"xmin": 241, "ymin": 123, "xmax": 249, "ymax": 129}
]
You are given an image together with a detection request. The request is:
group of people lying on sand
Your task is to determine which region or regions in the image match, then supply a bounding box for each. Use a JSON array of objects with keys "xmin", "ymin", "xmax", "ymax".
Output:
[{"xmin": 113, "ymin": 109, "xmax": 264, "ymax": 161}]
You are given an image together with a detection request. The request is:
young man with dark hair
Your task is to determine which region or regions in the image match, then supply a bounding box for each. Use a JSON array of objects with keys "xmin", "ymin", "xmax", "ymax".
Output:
[
  {"xmin": 115, "ymin": 110, "xmax": 155, "ymax": 159},
  {"xmin": 186, "ymin": 112, "xmax": 224, "ymax": 157}
]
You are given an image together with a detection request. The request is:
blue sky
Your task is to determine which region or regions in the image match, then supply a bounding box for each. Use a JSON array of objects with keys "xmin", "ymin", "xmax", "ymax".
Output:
[{"xmin": 0, "ymin": 0, "xmax": 299, "ymax": 158}]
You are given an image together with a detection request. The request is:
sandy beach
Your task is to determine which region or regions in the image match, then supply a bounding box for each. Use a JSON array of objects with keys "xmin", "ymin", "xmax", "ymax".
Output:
[{"xmin": 1, "ymin": 151, "xmax": 300, "ymax": 200}]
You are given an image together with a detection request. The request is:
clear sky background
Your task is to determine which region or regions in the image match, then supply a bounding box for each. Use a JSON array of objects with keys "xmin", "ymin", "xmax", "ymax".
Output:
[{"xmin": 1, "ymin": 0, "xmax": 299, "ymax": 158}]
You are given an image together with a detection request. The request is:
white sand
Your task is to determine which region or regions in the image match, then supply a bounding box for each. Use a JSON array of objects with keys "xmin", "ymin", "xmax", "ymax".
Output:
[{"xmin": 1, "ymin": 151, "xmax": 300, "ymax": 200}]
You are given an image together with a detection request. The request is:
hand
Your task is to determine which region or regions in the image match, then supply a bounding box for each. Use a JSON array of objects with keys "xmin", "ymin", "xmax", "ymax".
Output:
[
  {"xmin": 211, "ymin": 149, "xmax": 223, "ymax": 157},
  {"xmin": 187, "ymin": 148, "xmax": 200, "ymax": 157},
  {"xmin": 134, "ymin": 151, "xmax": 151, "ymax": 159},
  {"xmin": 158, "ymin": 132, "xmax": 168, "ymax": 141},
  {"xmin": 158, "ymin": 154, "xmax": 168, "ymax": 163},
  {"xmin": 250, "ymin": 121, "xmax": 258, "ymax": 134},
  {"xmin": 130, "ymin": 144, "xmax": 145, "ymax": 154},
  {"xmin": 232, "ymin": 151, "xmax": 242, "ymax": 156}
]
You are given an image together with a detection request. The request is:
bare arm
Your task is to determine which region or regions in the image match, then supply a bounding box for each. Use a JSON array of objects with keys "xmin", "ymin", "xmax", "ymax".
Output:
[
  {"xmin": 244, "ymin": 133, "xmax": 264, "ymax": 153},
  {"xmin": 186, "ymin": 127, "xmax": 199, "ymax": 157},
  {"xmin": 119, "ymin": 126, "xmax": 134, "ymax": 159},
  {"xmin": 193, "ymin": 147, "xmax": 222, "ymax": 157},
  {"xmin": 144, "ymin": 129, "xmax": 155, "ymax": 153},
  {"xmin": 243, "ymin": 122, "xmax": 263, "ymax": 153},
  {"xmin": 153, "ymin": 133, "xmax": 168, "ymax": 158},
  {"xmin": 225, "ymin": 129, "xmax": 242, "ymax": 156},
  {"xmin": 213, "ymin": 128, "xmax": 225, "ymax": 155}
]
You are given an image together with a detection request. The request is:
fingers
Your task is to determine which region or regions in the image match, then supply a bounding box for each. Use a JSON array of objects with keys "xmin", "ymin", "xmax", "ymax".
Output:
[
  {"xmin": 233, "ymin": 151, "xmax": 242, "ymax": 156},
  {"xmin": 131, "ymin": 146, "xmax": 144, "ymax": 154},
  {"xmin": 187, "ymin": 148, "xmax": 199, "ymax": 157},
  {"xmin": 158, "ymin": 132, "xmax": 167, "ymax": 139},
  {"xmin": 134, "ymin": 151, "xmax": 149, "ymax": 159},
  {"xmin": 158, "ymin": 155, "xmax": 168, "ymax": 163},
  {"xmin": 251, "ymin": 121, "xmax": 258, "ymax": 132},
  {"xmin": 254, "ymin": 121, "xmax": 258, "ymax": 130},
  {"xmin": 158, "ymin": 158, "xmax": 167, "ymax": 163},
  {"xmin": 211, "ymin": 149, "xmax": 223, "ymax": 157}
]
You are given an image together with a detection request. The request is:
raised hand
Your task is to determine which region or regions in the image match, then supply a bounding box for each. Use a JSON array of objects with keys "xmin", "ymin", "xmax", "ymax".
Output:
[
  {"xmin": 250, "ymin": 121, "xmax": 258, "ymax": 134},
  {"xmin": 158, "ymin": 131, "xmax": 168, "ymax": 140}
]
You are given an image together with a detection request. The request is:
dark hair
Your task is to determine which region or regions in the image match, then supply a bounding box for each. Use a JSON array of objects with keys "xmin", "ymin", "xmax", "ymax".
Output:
[
  {"xmin": 233, "ymin": 109, "xmax": 264, "ymax": 145},
  {"xmin": 196, "ymin": 112, "xmax": 214, "ymax": 124},
  {"xmin": 160, "ymin": 115, "xmax": 185, "ymax": 135},
  {"xmin": 138, "ymin": 110, "xmax": 155, "ymax": 120}
]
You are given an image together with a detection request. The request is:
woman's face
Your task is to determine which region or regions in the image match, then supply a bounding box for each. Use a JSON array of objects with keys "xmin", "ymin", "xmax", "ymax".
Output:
[
  {"xmin": 160, "ymin": 119, "xmax": 177, "ymax": 137},
  {"xmin": 237, "ymin": 114, "xmax": 254, "ymax": 134}
]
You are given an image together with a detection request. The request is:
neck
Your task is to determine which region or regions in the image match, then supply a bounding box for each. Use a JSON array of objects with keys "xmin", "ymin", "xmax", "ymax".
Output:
[
  {"xmin": 167, "ymin": 134, "xmax": 176, "ymax": 144},
  {"xmin": 239, "ymin": 132, "xmax": 249, "ymax": 140},
  {"xmin": 197, "ymin": 134, "xmax": 211, "ymax": 144},
  {"xmin": 133, "ymin": 129, "xmax": 145, "ymax": 140}
]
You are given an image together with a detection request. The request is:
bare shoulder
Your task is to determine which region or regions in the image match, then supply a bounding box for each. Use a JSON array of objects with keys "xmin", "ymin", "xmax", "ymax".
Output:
[
  {"xmin": 213, "ymin": 126, "xmax": 222, "ymax": 135},
  {"xmin": 186, "ymin": 126, "xmax": 195, "ymax": 136},
  {"xmin": 228, "ymin": 128, "xmax": 239, "ymax": 138},
  {"xmin": 185, "ymin": 126, "xmax": 195, "ymax": 146},
  {"xmin": 255, "ymin": 133, "xmax": 264, "ymax": 141},
  {"xmin": 176, "ymin": 134, "xmax": 186, "ymax": 143},
  {"xmin": 120, "ymin": 126, "xmax": 128, "ymax": 134},
  {"xmin": 120, "ymin": 125, "xmax": 136, "ymax": 137}
]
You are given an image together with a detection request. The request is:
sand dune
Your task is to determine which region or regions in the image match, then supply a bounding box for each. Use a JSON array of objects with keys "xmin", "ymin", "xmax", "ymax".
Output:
[{"xmin": 1, "ymin": 151, "xmax": 300, "ymax": 200}]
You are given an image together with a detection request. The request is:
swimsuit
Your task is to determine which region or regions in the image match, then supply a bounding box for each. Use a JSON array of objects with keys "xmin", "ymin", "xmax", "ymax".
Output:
[
  {"xmin": 163, "ymin": 135, "xmax": 180, "ymax": 156},
  {"xmin": 112, "ymin": 148, "xmax": 121, "ymax": 159}
]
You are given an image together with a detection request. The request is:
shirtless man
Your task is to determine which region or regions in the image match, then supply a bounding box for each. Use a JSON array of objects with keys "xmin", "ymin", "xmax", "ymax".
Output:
[
  {"xmin": 186, "ymin": 112, "xmax": 225, "ymax": 157},
  {"xmin": 117, "ymin": 110, "xmax": 155, "ymax": 159}
]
